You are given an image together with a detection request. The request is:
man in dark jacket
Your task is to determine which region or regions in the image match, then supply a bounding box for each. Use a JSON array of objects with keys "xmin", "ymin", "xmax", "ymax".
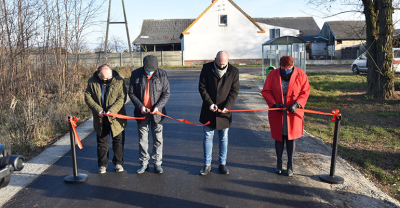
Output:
[
  {"xmin": 85, "ymin": 64, "xmax": 127, "ymax": 174},
  {"xmin": 128, "ymin": 55, "xmax": 170, "ymax": 174},
  {"xmin": 198, "ymin": 51, "xmax": 239, "ymax": 175}
]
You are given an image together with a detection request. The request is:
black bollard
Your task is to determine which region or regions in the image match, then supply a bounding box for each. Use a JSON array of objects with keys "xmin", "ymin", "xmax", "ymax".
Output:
[
  {"xmin": 64, "ymin": 116, "xmax": 88, "ymax": 184},
  {"xmin": 320, "ymin": 115, "xmax": 345, "ymax": 184}
]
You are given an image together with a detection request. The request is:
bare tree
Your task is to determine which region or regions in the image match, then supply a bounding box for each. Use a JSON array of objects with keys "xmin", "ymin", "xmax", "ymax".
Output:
[{"xmin": 0, "ymin": 0, "xmax": 106, "ymax": 152}]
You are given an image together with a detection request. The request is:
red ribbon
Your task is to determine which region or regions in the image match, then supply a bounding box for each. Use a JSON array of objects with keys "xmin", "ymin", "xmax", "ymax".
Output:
[
  {"xmin": 219, "ymin": 108, "xmax": 341, "ymax": 122},
  {"xmin": 218, "ymin": 108, "xmax": 285, "ymax": 113},
  {"xmin": 107, "ymin": 112, "xmax": 145, "ymax": 120},
  {"xmin": 107, "ymin": 111, "xmax": 209, "ymax": 126},
  {"xmin": 153, "ymin": 111, "xmax": 210, "ymax": 126},
  {"xmin": 68, "ymin": 116, "xmax": 83, "ymax": 149},
  {"xmin": 331, "ymin": 109, "xmax": 342, "ymax": 121}
]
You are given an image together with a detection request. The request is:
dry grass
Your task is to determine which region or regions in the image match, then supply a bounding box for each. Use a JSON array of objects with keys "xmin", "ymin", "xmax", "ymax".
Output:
[{"xmin": 0, "ymin": 64, "xmax": 133, "ymax": 160}]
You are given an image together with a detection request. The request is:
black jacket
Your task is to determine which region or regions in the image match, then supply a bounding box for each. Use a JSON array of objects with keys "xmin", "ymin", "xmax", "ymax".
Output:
[
  {"xmin": 128, "ymin": 67, "xmax": 170, "ymax": 123},
  {"xmin": 199, "ymin": 62, "xmax": 239, "ymax": 130}
]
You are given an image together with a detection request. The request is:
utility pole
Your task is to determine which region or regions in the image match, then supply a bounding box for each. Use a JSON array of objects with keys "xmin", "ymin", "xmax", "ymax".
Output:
[{"xmin": 104, "ymin": 0, "xmax": 132, "ymax": 65}]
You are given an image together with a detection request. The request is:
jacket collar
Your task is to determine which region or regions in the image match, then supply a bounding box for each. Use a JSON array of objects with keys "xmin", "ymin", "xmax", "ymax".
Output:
[{"xmin": 212, "ymin": 62, "xmax": 230, "ymax": 78}]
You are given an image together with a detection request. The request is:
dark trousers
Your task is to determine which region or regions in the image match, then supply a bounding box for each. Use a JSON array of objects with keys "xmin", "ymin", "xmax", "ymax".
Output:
[
  {"xmin": 97, "ymin": 119, "xmax": 125, "ymax": 167},
  {"xmin": 275, "ymin": 135, "xmax": 296, "ymax": 163}
]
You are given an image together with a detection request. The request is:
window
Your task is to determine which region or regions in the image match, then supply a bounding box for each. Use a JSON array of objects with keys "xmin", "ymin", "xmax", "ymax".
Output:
[
  {"xmin": 219, "ymin": 15, "xmax": 227, "ymax": 26},
  {"xmin": 269, "ymin": 29, "xmax": 280, "ymax": 38}
]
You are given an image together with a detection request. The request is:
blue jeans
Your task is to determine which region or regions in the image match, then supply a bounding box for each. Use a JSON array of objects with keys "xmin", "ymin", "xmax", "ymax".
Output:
[{"xmin": 203, "ymin": 125, "xmax": 229, "ymax": 165}]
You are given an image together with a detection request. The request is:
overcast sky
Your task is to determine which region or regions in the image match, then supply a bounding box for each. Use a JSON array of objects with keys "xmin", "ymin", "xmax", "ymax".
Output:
[{"xmin": 86, "ymin": 0, "xmax": 389, "ymax": 51}]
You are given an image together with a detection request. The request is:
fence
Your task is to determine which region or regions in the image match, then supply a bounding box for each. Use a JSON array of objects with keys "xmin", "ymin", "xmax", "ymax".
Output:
[
  {"xmin": 29, "ymin": 51, "xmax": 184, "ymax": 69},
  {"xmin": 307, "ymin": 49, "xmax": 362, "ymax": 60}
]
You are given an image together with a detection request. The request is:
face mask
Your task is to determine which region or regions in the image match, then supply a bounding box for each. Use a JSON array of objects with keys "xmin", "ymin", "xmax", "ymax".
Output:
[
  {"xmin": 216, "ymin": 63, "xmax": 228, "ymax": 70},
  {"xmin": 280, "ymin": 67, "xmax": 293, "ymax": 75},
  {"xmin": 146, "ymin": 70, "xmax": 154, "ymax": 75},
  {"xmin": 101, "ymin": 77, "xmax": 113, "ymax": 84}
]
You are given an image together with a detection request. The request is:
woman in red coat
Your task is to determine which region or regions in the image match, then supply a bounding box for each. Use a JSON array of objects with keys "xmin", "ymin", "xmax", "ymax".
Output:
[{"xmin": 261, "ymin": 55, "xmax": 310, "ymax": 176}]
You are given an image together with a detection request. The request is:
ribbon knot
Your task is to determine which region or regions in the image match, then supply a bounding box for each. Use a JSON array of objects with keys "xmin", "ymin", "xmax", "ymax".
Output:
[
  {"xmin": 68, "ymin": 116, "xmax": 83, "ymax": 149},
  {"xmin": 331, "ymin": 109, "xmax": 341, "ymax": 121}
]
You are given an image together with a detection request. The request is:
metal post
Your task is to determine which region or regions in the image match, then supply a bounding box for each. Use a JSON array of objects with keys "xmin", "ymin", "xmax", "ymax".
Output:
[
  {"xmin": 262, "ymin": 45, "xmax": 264, "ymax": 81},
  {"xmin": 140, "ymin": 51, "xmax": 143, "ymax": 66},
  {"xmin": 104, "ymin": 0, "xmax": 112, "ymax": 60},
  {"xmin": 64, "ymin": 116, "xmax": 88, "ymax": 184},
  {"xmin": 161, "ymin": 51, "xmax": 163, "ymax": 66},
  {"xmin": 320, "ymin": 115, "xmax": 344, "ymax": 184}
]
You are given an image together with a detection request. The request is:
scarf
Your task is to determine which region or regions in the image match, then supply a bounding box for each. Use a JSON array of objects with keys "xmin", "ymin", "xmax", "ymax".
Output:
[{"xmin": 214, "ymin": 62, "xmax": 228, "ymax": 78}]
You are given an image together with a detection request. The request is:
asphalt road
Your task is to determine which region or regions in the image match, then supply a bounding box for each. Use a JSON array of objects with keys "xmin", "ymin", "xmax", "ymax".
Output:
[{"xmin": 4, "ymin": 68, "xmax": 341, "ymax": 208}]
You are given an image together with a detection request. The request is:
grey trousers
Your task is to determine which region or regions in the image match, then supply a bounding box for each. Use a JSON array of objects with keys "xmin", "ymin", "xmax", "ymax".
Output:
[{"xmin": 137, "ymin": 114, "xmax": 163, "ymax": 166}]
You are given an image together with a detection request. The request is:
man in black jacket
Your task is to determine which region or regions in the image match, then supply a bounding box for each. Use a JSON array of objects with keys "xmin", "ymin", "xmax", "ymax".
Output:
[
  {"xmin": 128, "ymin": 55, "xmax": 170, "ymax": 174},
  {"xmin": 198, "ymin": 51, "xmax": 239, "ymax": 175}
]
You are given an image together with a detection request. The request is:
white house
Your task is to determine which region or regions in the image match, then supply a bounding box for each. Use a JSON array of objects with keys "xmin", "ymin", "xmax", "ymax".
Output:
[
  {"xmin": 181, "ymin": 0, "xmax": 302, "ymax": 64},
  {"xmin": 133, "ymin": 0, "xmax": 320, "ymax": 65}
]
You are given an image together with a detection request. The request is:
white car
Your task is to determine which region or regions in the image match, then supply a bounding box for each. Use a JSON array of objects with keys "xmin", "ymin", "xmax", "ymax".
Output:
[{"xmin": 351, "ymin": 48, "xmax": 400, "ymax": 74}]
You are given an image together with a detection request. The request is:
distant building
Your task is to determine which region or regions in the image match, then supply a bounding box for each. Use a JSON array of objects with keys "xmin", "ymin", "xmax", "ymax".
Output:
[
  {"xmin": 133, "ymin": 19, "xmax": 194, "ymax": 52},
  {"xmin": 133, "ymin": 0, "xmax": 320, "ymax": 65},
  {"xmin": 298, "ymin": 35, "xmax": 329, "ymax": 59},
  {"xmin": 319, "ymin": 21, "xmax": 367, "ymax": 59}
]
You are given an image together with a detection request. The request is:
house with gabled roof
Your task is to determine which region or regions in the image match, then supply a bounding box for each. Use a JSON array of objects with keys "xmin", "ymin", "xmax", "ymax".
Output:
[
  {"xmin": 133, "ymin": 19, "xmax": 194, "ymax": 52},
  {"xmin": 133, "ymin": 0, "xmax": 320, "ymax": 65},
  {"xmin": 319, "ymin": 21, "xmax": 367, "ymax": 59}
]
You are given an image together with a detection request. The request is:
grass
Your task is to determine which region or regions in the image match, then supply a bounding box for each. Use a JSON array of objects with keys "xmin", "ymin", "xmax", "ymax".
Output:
[{"xmin": 304, "ymin": 72, "xmax": 400, "ymax": 201}]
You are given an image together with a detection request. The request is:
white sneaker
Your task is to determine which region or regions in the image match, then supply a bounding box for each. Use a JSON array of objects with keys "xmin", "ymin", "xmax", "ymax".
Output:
[
  {"xmin": 115, "ymin": 164, "xmax": 124, "ymax": 173},
  {"xmin": 98, "ymin": 166, "xmax": 106, "ymax": 174}
]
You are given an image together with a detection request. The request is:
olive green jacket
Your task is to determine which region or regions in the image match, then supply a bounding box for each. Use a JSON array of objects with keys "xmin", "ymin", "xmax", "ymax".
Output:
[{"xmin": 84, "ymin": 70, "xmax": 127, "ymax": 136}]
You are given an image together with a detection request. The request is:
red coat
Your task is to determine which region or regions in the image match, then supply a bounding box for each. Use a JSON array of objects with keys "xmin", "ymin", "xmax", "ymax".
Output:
[{"xmin": 261, "ymin": 67, "xmax": 310, "ymax": 141}]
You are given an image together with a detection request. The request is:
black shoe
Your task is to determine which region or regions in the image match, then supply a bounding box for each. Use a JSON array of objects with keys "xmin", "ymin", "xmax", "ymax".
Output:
[
  {"xmin": 154, "ymin": 165, "xmax": 163, "ymax": 174},
  {"xmin": 200, "ymin": 165, "xmax": 211, "ymax": 175},
  {"xmin": 287, "ymin": 162, "xmax": 293, "ymax": 177},
  {"xmin": 137, "ymin": 165, "xmax": 149, "ymax": 174},
  {"xmin": 276, "ymin": 160, "xmax": 282, "ymax": 175},
  {"xmin": 219, "ymin": 164, "xmax": 229, "ymax": 175}
]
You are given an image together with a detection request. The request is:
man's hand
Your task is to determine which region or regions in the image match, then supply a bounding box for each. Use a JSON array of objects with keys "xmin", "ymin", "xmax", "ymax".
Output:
[
  {"xmin": 151, "ymin": 107, "xmax": 159, "ymax": 114},
  {"xmin": 209, "ymin": 104, "xmax": 218, "ymax": 112},
  {"xmin": 221, "ymin": 108, "xmax": 229, "ymax": 114},
  {"xmin": 141, "ymin": 106, "xmax": 149, "ymax": 114},
  {"xmin": 98, "ymin": 110, "xmax": 105, "ymax": 118},
  {"xmin": 103, "ymin": 111, "xmax": 111, "ymax": 117},
  {"xmin": 288, "ymin": 103, "xmax": 301, "ymax": 114}
]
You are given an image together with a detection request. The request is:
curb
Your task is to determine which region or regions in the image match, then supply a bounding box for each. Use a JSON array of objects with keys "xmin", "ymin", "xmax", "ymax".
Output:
[{"xmin": 0, "ymin": 117, "xmax": 94, "ymax": 206}]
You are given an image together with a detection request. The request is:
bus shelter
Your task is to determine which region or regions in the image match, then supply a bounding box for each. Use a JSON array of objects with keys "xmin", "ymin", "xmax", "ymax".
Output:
[{"xmin": 262, "ymin": 36, "xmax": 306, "ymax": 80}]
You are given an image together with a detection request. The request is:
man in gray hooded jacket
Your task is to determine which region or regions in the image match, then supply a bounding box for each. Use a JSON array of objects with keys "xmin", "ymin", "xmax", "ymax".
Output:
[{"xmin": 128, "ymin": 55, "xmax": 170, "ymax": 174}]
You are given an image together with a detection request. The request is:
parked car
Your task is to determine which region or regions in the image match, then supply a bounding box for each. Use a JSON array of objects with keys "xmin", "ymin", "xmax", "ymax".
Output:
[{"xmin": 351, "ymin": 48, "xmax": 400, "ymax": 74}]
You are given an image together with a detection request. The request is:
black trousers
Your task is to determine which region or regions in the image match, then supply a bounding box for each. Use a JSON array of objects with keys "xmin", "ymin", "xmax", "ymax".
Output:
[
  {"xmin": 275, "ymin": 135, "xmax": 296, "ymax": 163},
  {"xmin": 97, "ymin": 119, "xmax": 125, "ymax": 167}
]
